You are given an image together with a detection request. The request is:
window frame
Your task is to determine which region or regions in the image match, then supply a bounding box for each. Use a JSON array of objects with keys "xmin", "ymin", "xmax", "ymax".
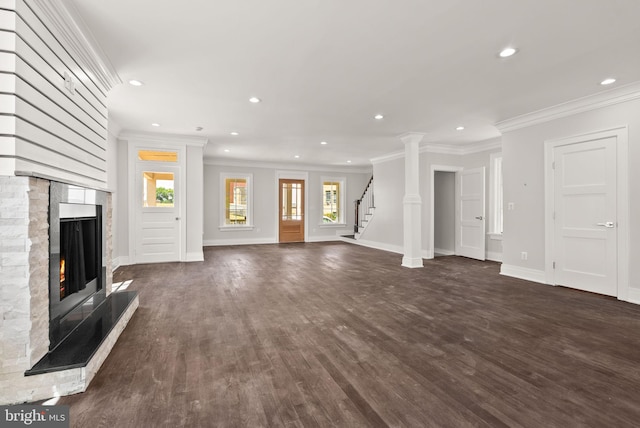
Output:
[
  {"xmin": 319, "ymin": 176, "xmax": 346, "ymax": 227},
  {"xmin": 219, "ymin": 172, "xmax": 254, "ymax": 231},
  {"xmin": 488, "ymin": 152, "xmax": 503, "ymax": 239}
]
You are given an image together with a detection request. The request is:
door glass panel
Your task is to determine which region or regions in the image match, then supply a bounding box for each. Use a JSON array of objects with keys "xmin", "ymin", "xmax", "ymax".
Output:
[
  {"xmin": 138, "ymin": 150, "xmax": 178, "ymax": 162},
  {"xmin": 142, "ymin": 172, "xmax": 175, "ymax": 207},
  {"xmin": 282, "ymin": 182, "xmax": 302, "ymax": 220}
]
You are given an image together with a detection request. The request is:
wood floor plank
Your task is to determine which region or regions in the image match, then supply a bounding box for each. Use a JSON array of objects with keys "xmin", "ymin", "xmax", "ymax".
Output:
[{"xmin": 54, "ymin": 243, "xmax": 640, "ymax": 427}]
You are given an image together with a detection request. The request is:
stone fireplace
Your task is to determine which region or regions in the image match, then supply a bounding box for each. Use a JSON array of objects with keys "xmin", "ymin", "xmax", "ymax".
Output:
[{"xmin": 0, "ymin": 176, "xmax": 138, "ymax": 405}]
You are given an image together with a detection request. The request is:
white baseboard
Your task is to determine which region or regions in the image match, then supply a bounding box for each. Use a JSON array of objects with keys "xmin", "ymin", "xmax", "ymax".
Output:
[
  {"xmin": 307, "ymin": 235, "xmax": 343, "ymax": 243},
  {"xmin": 344, "ymin": 238, "xmax": 404, "ymax": 256},
  {"xmin": 486, "ymin": 251, "xmax": 503, "ymax": 262},
  {"xmin": 112, "ymin": 256, "xmax": 130, "ymax": 271},
  {"xmin": 500, "ymin": 264, "xmax": 547, "ymax": 284},
  {"xmin": 434, "ymin": 248, "xmax": 455, "ymax": 256},
  {"xmin": 204, "ymin": 237, "xmax": 277, "ymax": 246},
  {"xmin": 624, "ymin": 288, "xmax": 640, "ymax": 305},
  {"xmin": 185, "ymin": 251, "xmax": 204, "ymax": 262}
]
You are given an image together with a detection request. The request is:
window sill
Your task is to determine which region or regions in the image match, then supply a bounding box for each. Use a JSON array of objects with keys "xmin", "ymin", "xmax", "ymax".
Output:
[
  {"xmin": 488, "ymin": 233, "xmax": 503, "ymax": 241},
  {"xmin": 319, "ymin": 223, "xmax": 347, "ymax": 228},
  {"xmin": 219, "ymin": 225, "xmax": 255, "ymax": 232}
]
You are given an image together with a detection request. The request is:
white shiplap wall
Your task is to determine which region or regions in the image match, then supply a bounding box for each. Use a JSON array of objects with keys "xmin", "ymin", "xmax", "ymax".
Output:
[{"xmin": 0, "ymin": 0, "xmax": 117, "ymax": 190}]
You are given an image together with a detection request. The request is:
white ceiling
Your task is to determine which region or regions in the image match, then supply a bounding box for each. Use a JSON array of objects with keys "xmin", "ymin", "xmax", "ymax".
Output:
[{"xmin": 67, "ymin": 0, "xmax": 640, "ymax": 167}]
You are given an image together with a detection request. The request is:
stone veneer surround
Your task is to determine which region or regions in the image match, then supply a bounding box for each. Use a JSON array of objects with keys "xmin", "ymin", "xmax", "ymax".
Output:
[{"xmin": 0, "ymin": 175, "xmax": 129, "ymax": 404}]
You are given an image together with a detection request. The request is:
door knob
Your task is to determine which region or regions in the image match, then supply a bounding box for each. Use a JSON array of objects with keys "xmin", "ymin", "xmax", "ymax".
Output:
[
  {"xmin": 175, "ymin": 217, "xmax": 181, "ymax": 220},
  {"xmin": 475, "ymin": 216, "xmax": 483, "ymax": 220},
  {"xmin": 596, "ymin": 221, "xmax": 614, "ymax": 228}
]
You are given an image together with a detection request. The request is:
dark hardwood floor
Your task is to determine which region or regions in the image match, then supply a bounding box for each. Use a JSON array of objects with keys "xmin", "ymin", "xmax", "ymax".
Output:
[{"xmin": 60, "ymin": 242, "xmax": 640, "ymax": 427}]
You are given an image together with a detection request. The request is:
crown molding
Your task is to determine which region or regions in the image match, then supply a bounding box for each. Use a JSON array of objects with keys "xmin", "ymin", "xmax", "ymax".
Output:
[
  {"xmin": 371, "ymin": 138, "xmax": 501, "ymax": 165},
  {"xmin": 496, "ymin": 81, "xmax": 640, "ymax": 133},
  {"xmin": 203, "ymin": 157, "xmax": 372, "ymax": 174},
  {"xmin": 423, "ymin": 138, "xmax": 502, "ymax": 155},
  {"xmin": 119, "ymin": 131, "xmax": 208, "ymax": 148},
  {"xmin": 29, "ymin": 0, "xmax": 121, "ymax": 92}
]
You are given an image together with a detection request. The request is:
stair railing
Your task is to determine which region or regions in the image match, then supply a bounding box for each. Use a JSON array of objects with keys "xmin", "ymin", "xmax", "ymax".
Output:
[{"xmin": 354, "ymin": 176, "xmax": 374, "ymax": 233}]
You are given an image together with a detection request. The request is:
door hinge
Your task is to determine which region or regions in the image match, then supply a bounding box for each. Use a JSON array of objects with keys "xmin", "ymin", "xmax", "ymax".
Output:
[
  {"xmin": 553, "ymin": 261, "xmax": 556, "ymax": 269},
  {"xmin": 552, "ymin": 211, "xmax": 555, "ymax": 220},
  {"xmin": 552, "ymin": 161, "xmax": 555, "ymax": 170}
]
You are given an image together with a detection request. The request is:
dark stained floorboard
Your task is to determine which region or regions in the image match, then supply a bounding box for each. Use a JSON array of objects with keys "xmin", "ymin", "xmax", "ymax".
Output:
[{"xmin": 59, "ymin": 242, "xmax": 640, "ymax": 427}]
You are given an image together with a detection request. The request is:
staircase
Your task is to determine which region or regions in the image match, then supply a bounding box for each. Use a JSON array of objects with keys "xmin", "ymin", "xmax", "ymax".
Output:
[{"xmin": 354, "ymin": 176, "xmax": 374, "ymax": 239}]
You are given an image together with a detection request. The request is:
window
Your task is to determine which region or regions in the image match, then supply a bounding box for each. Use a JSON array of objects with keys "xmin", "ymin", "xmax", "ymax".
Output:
[
  {"xmin": 489, "ymin": 153, "xmax": 503, "ymax": 237},
  {"xmin": 321, "ymin": 177, "xmax": 345, "ymax": 225},
  {"xmin": 220, "ymin": 173, "xmax": 253, "ymax": 230},
  {"xmin": 138, "ymin": 150, "xmax": 178, "ymax": 162},
  {"xmin": 142, "ymin": 171, "xmax": 174, "ymax": 207}
]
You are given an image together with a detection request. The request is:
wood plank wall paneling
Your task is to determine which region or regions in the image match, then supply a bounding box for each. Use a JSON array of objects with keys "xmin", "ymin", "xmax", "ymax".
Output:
[{"xmin": 0, "ymin": 2, "xmax": 109, "ymax": 189}]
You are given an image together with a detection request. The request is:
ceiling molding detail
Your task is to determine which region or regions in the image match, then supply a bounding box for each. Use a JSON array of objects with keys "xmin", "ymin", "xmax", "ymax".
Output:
[
  {"xmin": 203, "ymin": 158, "xmax": 372, "ymax": 174},
  {"xmin": 119, "ymin": 131, "xmax": 209, "ymax": 148},
  {"xmin": 496, "ymin": 81, "xmax": 640, "ymax": 133},
  {"xmin": 371, "ymin": 138, "xmax": 502, "ymax": 165},
  {"xmin": 30, "ymin": 0, "xmax": 121, "ymax": 92}
]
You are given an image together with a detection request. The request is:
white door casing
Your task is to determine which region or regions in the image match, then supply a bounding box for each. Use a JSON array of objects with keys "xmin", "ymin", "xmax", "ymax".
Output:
[
  {"xmin": 545, "ymin": 127, "xmax": 629, "ymax": 300},
  {"xmin": 430, "ymin": 164, "xmax": 463, "ymax": 259},
  {"xmin": 456, "ymin": 167, "xmax": 486, "ymax": 260}
]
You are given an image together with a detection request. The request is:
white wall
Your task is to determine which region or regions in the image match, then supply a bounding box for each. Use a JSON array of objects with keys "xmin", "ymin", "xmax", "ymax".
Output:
[
  {"xmin": 362, "ymin": 146, "xmax": 502, "ymax": 259},
  {"xmin": 434, "ymin": 171, "xmax": 455, "ymax": 254},
  {"xmin": 359, "ymin": 157, "xmax": 405, "ymax": 252},
  {"xmin": 203, "ymin": 162, "xmax": 371, "ymax": 245},
  {"xmin": 501, "ymin": 97, "xmax": 640, "ymax": 298}
]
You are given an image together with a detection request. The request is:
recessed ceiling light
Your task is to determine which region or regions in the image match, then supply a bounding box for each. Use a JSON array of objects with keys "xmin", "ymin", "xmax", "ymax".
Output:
[
  {"xmin": 128, "ymin": 79, "xmax": 144, "ymax": 86},
  {"xmin": 320, "ymin": 141, "xmax": 328, "ymax": 145},
  {"xmin": 249, "ymin": 97, "xmax": 261, "ymax": 103},
  {"xmin": 224, "ymin": 149, "xmax": 230, "ymax": 153},
  {"xmin": 600, "ymin": 78, "xmax": 616, "ymax": 86},
  {"xmin": 347, "ymin": 160, "xmax": 352, "ymax": 164},
  {"xmin": 230, "ymin": 131, "xmax": 239, "ymax": 136},
  {"xmin": 151, "ymin": 123, "xmax": 160, "ymax": 127},
  {"xmin": 499, "ymin": 47, "xmax": 518, "ymax": 58},
  {"xmin": 456, "ymin": 126, "xmax": 465, "ymax": 131},
  {"xmin": 374, "ymin": 114, "xmax": 384, "ymax": 120},
  {"xmin": 294, "ymin": 155, "xmax": 300, "ymax": 159}
]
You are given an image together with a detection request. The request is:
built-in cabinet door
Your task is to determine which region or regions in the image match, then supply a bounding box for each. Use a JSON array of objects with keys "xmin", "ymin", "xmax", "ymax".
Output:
[
  {"xmin": 456, "ymin": 167, "xmax": 486, "ymax": 260},
  {"xmin": 279, "ymin": 179, "xmax": 305, "ymax": 243},
  {"xmin": 553, "ymin": 137, "xmax": 617, "ymax": 296},
  {"xmin": 134, "ymin": 163, "xmax": 181, "ymax": 263}
]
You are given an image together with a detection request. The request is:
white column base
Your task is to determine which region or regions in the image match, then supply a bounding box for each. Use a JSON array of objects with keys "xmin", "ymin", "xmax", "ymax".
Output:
[{"xmin": 402, "ymin": 256, "xmax": 424, "ymax": 268}]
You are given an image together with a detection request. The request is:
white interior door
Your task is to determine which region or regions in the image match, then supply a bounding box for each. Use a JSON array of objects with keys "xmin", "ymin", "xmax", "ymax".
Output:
[
  {"xmin": 553, "ymin": 138, "xmax": 617, "ymax": 296},
  {"xmin": 134, "ymin": 163, "xmax": 181, "ymax": 263},
  {"xmin": 456, "ymin": 167, "xmax": 485, "ymax": 260}
]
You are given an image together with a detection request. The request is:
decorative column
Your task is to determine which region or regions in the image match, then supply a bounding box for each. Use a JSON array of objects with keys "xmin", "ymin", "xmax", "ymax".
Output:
[{"xmin": 400, "ymin": 133, "xmax": 424, "ymax": 268}]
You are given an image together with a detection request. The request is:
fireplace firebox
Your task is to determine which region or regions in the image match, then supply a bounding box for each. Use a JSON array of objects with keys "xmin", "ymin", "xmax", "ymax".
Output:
[{"xmin": 49, "ymin": 182, "xmax": 108, "ymax": 350}]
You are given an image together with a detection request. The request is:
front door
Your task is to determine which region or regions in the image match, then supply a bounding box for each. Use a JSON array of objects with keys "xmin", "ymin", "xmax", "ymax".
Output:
[
  {"xmin": 553, "ymin": 137, "xmax": 617, "ymax": 296},
  {"xmin": 279, "ymin": 179, "xmax": 305, "ymax": 243},
  {"xmin": 456, "ymin": 167, "xmax": 486, "ymax": 260},
  {"xmin": 134, "ymin": 164, "xmax": 181, "ymax": 263}
]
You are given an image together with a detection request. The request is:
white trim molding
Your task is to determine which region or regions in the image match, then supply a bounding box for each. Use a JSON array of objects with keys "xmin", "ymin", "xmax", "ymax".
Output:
[
  {"xmin": 185, "ymin": 251, "xmax": 204, "ymax": 262},
  {"xmin": 342, "ymin": 238, "xmax": 404, "ymax": 256},
  {"xmin": 500, "ymin": 264, "xmax": 547, "ymax": 284},
  {"xmin": 429, "ymin": 164, "xmax": 463, "ymax": 261},
  {"xmin": 204, "ymin": 238, "xmax": 277, "ymax": 247},
  {"xmin": 204, "ymin": 158, "xmax": 372, "ymax": 174},
  {"xmin": 31, "ymin": 0, "xmax": 121, "ymax": 91},
  {"xmin": 119, "ymin": 131, "xmax": 208, "ymax": 148},
  {"xmin": 496, "ymin": 81, "xmax": 640, "ymax": 133},
  {"xmin": 370, "ymin": 137, "xmax": 502, "ymax": 165}
]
